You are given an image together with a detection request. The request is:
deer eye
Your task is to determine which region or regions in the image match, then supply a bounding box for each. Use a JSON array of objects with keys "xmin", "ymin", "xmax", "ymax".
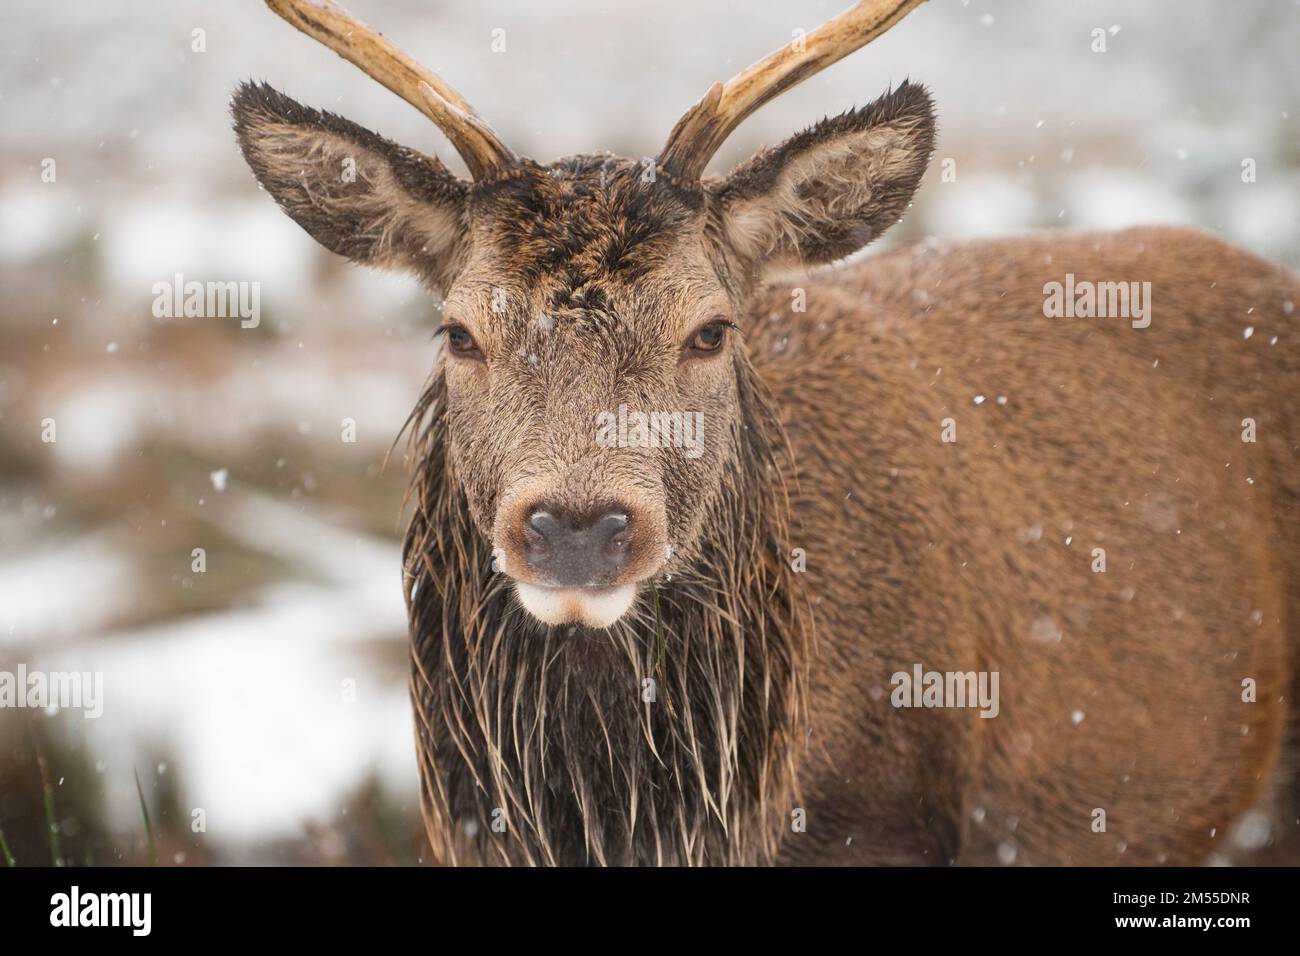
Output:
[
  {"xmin": 684, "ymin": 320, "xmax": 732, "ymax": 358},
  {"xmin": 442, "ymin": 324, "xmax": 483, "ymax": 360}
]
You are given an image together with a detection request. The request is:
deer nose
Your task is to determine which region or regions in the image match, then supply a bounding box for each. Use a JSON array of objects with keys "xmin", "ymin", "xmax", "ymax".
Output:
[{"xmin": 523, "ymin": 505, "xmax": 631, "ymax": 587}]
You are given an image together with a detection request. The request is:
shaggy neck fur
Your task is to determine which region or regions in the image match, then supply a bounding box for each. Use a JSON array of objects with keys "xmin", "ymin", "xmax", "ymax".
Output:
[{"xmin": 402, "ymin": 359, "xmax": 808, "ymax": 866}]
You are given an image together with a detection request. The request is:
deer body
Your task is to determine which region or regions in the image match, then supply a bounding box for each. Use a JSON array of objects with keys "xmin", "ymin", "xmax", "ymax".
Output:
[
  {"xmin": 234, "ymin": 0, "xmax": 1298, "ymax": 866},
  {"xmin": 753, "ymin": 226, "xmax": 1297, "ymax": 864}
]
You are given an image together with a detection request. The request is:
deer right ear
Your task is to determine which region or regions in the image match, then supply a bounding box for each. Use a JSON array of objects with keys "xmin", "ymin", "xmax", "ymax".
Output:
[
  {"xmin": 232, "ymin": 81, "xmax": 468, "ymax": 290},
  {"xmin": 708, "ymin": 81, "xmax": 935, "ymax": 276}
]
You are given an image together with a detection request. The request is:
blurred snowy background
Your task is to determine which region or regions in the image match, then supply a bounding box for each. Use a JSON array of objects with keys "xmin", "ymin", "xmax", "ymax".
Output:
[{"xmin": 0, "ymin": 0, "xmax": 1297, "ymax": 864}]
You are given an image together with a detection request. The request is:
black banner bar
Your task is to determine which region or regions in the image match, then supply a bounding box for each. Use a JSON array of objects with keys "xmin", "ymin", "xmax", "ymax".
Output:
[{"xmin": 0, "ymin": 866, "xmax": 1284, "ymax": 942}]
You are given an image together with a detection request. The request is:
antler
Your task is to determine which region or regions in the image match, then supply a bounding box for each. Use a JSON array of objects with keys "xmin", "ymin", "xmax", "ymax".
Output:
[
  {"xmin": 265, "ymin": 0, "xmax": 515, "ymax": 180},
  {"xmin": 659, "ymin": 0, "xmax": 926, "ymax": 180}
]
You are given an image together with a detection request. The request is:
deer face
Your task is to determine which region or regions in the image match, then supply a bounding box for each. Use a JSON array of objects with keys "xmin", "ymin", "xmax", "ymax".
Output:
[
  {"xmin": 437, "ymin": 161, "xmax": 737, "ymax": 627},
  {"xmin": 232, "ymin": 3, "xmax": 934, "ymax": 629}
]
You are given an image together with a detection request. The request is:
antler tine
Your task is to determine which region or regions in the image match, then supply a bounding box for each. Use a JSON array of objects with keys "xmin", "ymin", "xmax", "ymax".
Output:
[
  {"xmin": 265, "ymin": 0, "xmax": 516, "ymax": 180},
  {"xmin": 659, "ymin": 0, "xmax": 926, "ymax": 181}
]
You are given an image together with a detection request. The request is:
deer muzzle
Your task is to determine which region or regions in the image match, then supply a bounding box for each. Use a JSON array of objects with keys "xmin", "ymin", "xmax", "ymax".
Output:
[{"xmin": 494, "ymin": 488, "xmax": 667, "ymax": 628}]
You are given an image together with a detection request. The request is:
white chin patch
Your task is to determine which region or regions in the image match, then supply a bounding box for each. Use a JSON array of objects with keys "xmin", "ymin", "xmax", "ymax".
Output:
[{"xmin": 514, "ymin": 581, "xmax": 637, "ymax": 628}]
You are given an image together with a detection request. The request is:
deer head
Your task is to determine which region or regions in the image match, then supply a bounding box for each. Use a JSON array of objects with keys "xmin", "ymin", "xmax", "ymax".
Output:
[{"xmin": 233, "ymin": 0, "xmax": 935, "ymax": 631}]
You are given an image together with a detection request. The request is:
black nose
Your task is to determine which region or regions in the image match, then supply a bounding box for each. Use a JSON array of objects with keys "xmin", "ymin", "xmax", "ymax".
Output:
[{"xmin": 523, "ymin": 505, "xmax": 631, "ymax": 587}]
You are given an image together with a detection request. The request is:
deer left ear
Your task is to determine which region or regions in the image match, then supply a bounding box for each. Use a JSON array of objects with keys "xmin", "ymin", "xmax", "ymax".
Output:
[{"xmin": 709, "ymin": 81, "xmax": 935, "ymax": 274}]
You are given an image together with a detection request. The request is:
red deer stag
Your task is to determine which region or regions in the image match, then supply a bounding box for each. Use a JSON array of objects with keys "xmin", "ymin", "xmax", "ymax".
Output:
[{"xmin": 232, "ymin": 0, "xmax": 1300, "ymax": 865}]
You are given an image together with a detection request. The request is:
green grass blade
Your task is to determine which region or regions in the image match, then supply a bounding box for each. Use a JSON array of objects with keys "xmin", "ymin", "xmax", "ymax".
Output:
[
  {"xmin": 34, "ymin": 746, "xmax": 61, "ymax": 867},
  {"xmin": 0, "ymin": 829, "xmax": 15, "ymax": 867},
  {"xmin": 134, "ymin": 769, "xmax": 158, "ymax": 866}
]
